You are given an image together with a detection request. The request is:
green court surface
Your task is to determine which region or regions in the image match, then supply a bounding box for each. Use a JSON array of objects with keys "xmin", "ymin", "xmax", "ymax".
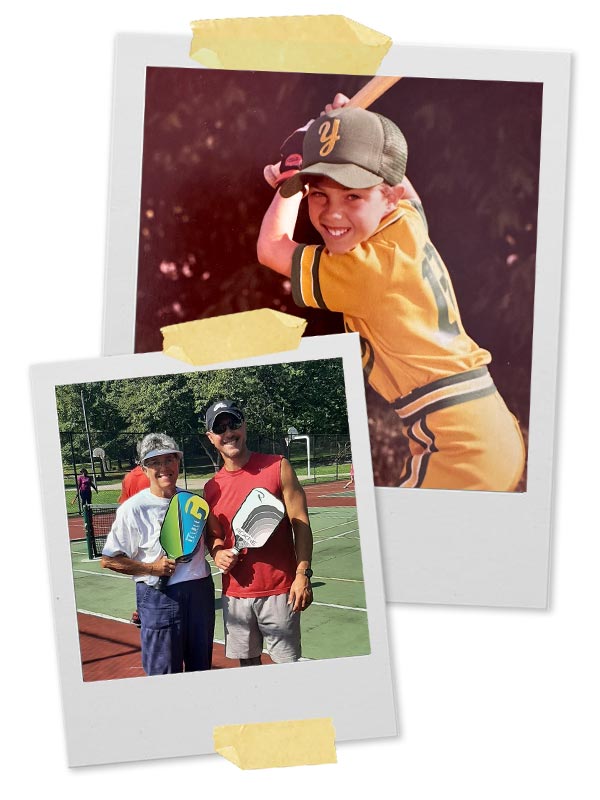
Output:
[{"xmin": 70, "ymin": 505, "xmax": 369, "ymax": 663}]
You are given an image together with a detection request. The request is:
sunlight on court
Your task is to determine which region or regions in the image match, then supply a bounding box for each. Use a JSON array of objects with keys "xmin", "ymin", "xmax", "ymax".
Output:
[{"xmin": 70, "ymin": 502, "xmax": 370, "ymax": 667}]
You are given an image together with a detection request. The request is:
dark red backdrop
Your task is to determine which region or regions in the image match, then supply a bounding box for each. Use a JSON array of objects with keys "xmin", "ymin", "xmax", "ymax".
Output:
[{"xmin": 135, "ymin": 68, "xmax": 541, "ymax": 486}]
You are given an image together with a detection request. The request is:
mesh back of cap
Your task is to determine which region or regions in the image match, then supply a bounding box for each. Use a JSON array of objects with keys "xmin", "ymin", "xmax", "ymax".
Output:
[{"xmin": 375, "ymin": 113, "xmax": 408, "ymax": 185}]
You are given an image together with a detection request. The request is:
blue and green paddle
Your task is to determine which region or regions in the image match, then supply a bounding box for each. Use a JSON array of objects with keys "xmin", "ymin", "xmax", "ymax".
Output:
[{"xmin": 158, "ymin": 491, "xmax": 209, "ymax": 590}]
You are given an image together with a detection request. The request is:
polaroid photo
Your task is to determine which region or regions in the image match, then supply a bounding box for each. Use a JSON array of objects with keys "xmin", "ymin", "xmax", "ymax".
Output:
[
  {"xmin": 31, "ymin": 333, "xmax": 396, "ymax": 766},
  {"xmin": 103, "ymin": 35, "xmax": 570, "ymax": 607}
]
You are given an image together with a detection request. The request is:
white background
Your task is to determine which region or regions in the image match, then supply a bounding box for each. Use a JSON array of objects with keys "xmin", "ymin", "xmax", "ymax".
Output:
[{"xmin": 6, "ymin": 1, "xmax": 598, "ymax": 796}]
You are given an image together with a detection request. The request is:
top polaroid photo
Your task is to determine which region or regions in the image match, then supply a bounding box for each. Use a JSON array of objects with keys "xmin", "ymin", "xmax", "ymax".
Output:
[{"xmin": 103, "ymin": 35, "xmax": 570, "ymax": 607}]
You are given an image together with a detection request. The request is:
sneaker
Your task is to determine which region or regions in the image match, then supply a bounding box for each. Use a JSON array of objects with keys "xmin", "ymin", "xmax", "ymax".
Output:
[{"xmin": 131, "ymin": 610, "xmax": 141, "ymax": 627}]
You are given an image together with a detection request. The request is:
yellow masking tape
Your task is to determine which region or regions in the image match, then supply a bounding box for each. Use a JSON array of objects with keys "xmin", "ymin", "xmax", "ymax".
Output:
[
  {"xmin": 161, "ymin": 308, "xmax": 306, "ymax": 366},
  {"xmin": 214, "ymin": 718, "xmax": 337, "ymax": 769},
  {"xmin": 190, "ymin": 15, "xmax": 391, "ymax": 74}
]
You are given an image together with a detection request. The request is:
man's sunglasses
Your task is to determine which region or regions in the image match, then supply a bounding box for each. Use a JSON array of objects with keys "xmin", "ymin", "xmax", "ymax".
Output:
[{"xmin": 211, "ymin": 418, "xmax": 244, "ymax": 435}]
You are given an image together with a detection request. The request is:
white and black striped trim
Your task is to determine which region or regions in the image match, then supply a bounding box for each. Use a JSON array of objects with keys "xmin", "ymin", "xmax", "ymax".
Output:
[
  {"xmin": 398, "ymin": 417, "xmax": 438, "ymax": 489},
  {"xmin": 291, "ymin": 245, "xmax": 327, "ymax": 310},
  {"xmin": 394, "ymin": 367, "xmax": 496, "ymax": 425}
]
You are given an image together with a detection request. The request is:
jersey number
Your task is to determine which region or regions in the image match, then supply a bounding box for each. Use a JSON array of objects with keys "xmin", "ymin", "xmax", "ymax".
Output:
[{"xmin": 421, "ymin": 243, "xmax": 460, "ymax": 337}]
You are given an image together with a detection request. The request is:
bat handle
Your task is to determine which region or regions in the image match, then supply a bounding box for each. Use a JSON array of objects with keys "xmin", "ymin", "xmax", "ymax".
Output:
[{"xmin": 157, "ymin": 575, "xmax": 169, "ymax": 591}]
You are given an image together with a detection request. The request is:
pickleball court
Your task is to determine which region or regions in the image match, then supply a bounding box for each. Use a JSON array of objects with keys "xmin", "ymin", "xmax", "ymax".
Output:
[{"xmin": 68, "ymin": 479, "xmax": 369, "ymax": 681}]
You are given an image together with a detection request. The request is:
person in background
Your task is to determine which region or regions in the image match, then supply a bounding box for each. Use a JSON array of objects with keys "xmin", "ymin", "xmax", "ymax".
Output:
[
  {"xmin": 70, "ymin": 468, "xmax": 97, "ymax": 507},
  {"xmin": 119, "ymin": 441, "xmax": 151, "ymax": 503},
  {"xmin": 343, "ymin": 463, "xmax": 354, "ymax": 490}
]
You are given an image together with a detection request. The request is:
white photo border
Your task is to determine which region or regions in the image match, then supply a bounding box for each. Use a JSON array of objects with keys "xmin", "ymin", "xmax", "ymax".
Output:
[
  {"xmin": 31, "ymin": 333, "xmax": 397, "ymax": 766},
  {"xmin": 102, "ymin": 34, "xmax": 570, "ymax": 608}
]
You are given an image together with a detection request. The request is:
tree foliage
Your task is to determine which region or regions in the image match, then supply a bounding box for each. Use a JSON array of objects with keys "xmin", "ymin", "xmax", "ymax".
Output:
[{"xmin": 55, "ymin": 359, "xmax": 349, "ymax": 467}]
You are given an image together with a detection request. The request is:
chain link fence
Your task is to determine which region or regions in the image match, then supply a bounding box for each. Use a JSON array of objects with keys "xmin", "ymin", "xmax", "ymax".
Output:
[{"xmin": 61, "ymin": 430, "xmax": 353, "ymax": 514}]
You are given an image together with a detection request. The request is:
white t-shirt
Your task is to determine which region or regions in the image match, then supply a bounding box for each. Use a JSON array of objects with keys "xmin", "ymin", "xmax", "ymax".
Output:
[{"xmin": 102, "ymin": 488, "xmax": 210, "ymax": 586}]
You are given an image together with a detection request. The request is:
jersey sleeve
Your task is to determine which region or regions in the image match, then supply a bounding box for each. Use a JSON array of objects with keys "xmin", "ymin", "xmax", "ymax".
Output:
[{"xmin": 291, "ymin": 239, "xmax": 396, "ymax": 317}]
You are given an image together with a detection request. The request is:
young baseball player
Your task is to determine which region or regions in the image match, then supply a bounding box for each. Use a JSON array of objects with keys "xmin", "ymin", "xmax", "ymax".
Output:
[{"xmin": 257, "ymin": 96, "xmax": 525, "ymax": 491}]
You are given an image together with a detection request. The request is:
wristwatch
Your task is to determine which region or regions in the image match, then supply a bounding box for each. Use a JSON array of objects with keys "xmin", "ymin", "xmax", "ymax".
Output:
[{"xmin": 296, "ymin": 567, "xmax": 313, "ymax": 579}]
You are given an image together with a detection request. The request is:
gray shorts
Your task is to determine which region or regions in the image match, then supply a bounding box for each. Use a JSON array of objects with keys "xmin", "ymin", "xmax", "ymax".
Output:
[{"xmin": 222, "ymin": 593, "xmax": 301, "ymax": 663}]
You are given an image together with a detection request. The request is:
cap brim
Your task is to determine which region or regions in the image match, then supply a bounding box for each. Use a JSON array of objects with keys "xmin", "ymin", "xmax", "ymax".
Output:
[
  {"xmin": 210, "ymin": 409, "xmax": 244, "ymax": 430},
  {"xmin": 141, "ymin": 448, "xmax": 183, "ymax": 463},
  {"xmin": 279, "ymin": 163, "xmax": 383, "ymax": 198}
]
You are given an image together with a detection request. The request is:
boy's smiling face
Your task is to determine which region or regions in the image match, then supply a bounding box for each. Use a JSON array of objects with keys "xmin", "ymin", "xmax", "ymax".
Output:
[{"xmin": 307, "ymin": 177, "xmax": 398, "ymax": 254}]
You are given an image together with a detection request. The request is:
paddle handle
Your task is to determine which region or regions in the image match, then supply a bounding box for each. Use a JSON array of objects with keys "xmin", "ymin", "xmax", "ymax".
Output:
[{"xmin": 218, "ymin": 546, "xmax": 240, "ymax": 574}]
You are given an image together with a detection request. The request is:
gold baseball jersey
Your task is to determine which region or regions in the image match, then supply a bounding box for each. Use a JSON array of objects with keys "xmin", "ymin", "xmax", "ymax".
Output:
[
  {"xmin": 291, "ymin": 199, "xmax": 491, "ymax": 406},
  {"xmin": 291, "ymin": 199, "xmax": 525, "ymax": 491}
]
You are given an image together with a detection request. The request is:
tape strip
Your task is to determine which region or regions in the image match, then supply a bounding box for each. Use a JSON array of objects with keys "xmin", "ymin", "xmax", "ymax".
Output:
[
  {"xmin": 190, "ymin": 15, "xmax": 391, "ymax": 74},
  {"xmin": 161, "ymin": 308, "xmax": 306, "ymax": 366},
  {"xmin": 214, "ymin": 718, "xmax": 337, "ymax": 769}
]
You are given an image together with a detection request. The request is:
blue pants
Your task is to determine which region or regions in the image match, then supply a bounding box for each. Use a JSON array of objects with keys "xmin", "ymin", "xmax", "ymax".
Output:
[{"xmin": 135, "ymin": 577, "xmax": 215, "ymax": 675}]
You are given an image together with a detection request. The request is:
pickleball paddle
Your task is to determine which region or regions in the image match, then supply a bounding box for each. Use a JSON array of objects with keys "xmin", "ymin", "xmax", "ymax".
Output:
[{"xmin": 158, "ymin": 491, "xmax": 209, "ymax": 590}]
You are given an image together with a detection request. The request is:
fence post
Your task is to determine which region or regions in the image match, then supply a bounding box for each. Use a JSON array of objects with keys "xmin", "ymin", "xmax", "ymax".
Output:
[
  {"xmin": 181, "ymin": 433, "xmax": 188, "ymax": 490},
  {"xmin": 82, "ymin": 504, "xmax": 94, "ymax": 560}
]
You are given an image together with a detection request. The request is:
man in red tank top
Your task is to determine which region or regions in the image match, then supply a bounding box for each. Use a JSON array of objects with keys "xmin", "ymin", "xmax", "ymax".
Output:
[{"xmin": 204, "ymin": 400, "xmax": 313, "ymax": 666}]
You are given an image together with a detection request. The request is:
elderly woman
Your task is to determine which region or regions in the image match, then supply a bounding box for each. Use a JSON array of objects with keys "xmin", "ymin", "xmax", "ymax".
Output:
[{"xmin": 101, "ymin": 433, "xmax": 222, "ymax": 675}]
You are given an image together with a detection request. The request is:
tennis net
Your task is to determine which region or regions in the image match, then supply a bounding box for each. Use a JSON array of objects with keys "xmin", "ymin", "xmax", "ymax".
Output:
[{"xmin": 83, "ymin": 503, "xmax": 119, "ymax": 559}]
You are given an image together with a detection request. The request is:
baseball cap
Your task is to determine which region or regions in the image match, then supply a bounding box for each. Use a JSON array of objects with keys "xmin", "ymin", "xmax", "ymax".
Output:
[
  {"xmin": 280, "ymin": 107, "xmax": 408, "ymax": 198},
  {"xmin": 205, "ymin": 400, "xmax": 245, "ymax": 432},
  {"xmin": 138, "ymin": 433, "xmax": 183, "ymax": 464}
]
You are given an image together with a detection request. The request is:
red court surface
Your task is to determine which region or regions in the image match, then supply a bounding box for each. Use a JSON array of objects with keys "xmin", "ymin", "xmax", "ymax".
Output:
[
  {"xmin": 78, "ymin": 613, "xmax": 273, "ymax": 681},
  {"xmin": 298, "ymin": 480, "xmax": 356, "ymax": 507},
  {"xmin": 68, "ymin": 514, "xmax": 85, "ymax": 541}
]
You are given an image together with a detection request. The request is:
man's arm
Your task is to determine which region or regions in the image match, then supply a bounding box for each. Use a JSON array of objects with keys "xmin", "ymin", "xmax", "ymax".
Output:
[
  {"xmin": 280, "ymin": 457, "xmax": 313, "ymax": 612},
  {"xmin": 205, "ymin": 511, "xmax": 238, "ymax": 574},
  {"xmin": 256, "ymin": 191, "xmax": 303, "ymax": 278}
]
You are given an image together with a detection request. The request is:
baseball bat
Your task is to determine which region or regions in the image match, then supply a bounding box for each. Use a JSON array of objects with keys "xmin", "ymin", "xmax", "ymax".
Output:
[
  {"xmin": 264, "ymin": 75, "xmax": 402, "ymax": 188},
  {"xmin": 344, "ymin": 75, "xmax": 402, "ymax": 109}
]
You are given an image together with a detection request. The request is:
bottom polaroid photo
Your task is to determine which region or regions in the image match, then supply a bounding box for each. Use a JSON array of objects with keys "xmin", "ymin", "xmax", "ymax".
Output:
[{"xmin": 31, "ymin": 333, "xmax": 397, "ymax": 766}]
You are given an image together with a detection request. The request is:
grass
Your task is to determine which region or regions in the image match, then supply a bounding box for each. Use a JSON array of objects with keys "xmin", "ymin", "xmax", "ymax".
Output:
[{"xmin": 66, "ymin": 488, "xmax": 121, "ymax": 511}]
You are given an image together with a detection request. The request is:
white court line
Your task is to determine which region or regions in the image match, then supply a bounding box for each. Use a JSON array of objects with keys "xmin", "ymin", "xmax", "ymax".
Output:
[
  {"xmin": 312, "ymin": 601, "xmax": 366, "ymax": 612},
  {"xmin": 310, "ymin": 518, "xmax": 358, "ymax": 535},
  {"xmin": 313, "ymin": 528, "xmax": 358, "ymax": 545},
  {"xmin": 73, "ymin": 568, "xmax": 131, "ymax": 581},
  {"xmin": 77, "ymin": 608, "xmax": 130, "ymax": 623},
  {"xmin": 77, "ymin": 609, "xmax": 228, "ymax": 648},
  {"xmin": 312, "ymin": 575, "xmax": 364, "ymax": 584}
]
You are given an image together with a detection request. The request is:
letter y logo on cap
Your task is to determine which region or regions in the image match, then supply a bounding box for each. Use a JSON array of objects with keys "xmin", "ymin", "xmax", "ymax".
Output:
[{"xmin": 318, "ymin": 119, "xmax": 341, "ymax": 157}]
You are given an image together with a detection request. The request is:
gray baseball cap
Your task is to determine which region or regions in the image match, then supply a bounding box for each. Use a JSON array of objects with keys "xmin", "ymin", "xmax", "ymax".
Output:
[
  {"xmin": 139, "ymin": 433, "xmax": 183, "ymax": 464},
  {"xmin": 280, "ymin": 107, "xmax": 408, "ymax": 198}
]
